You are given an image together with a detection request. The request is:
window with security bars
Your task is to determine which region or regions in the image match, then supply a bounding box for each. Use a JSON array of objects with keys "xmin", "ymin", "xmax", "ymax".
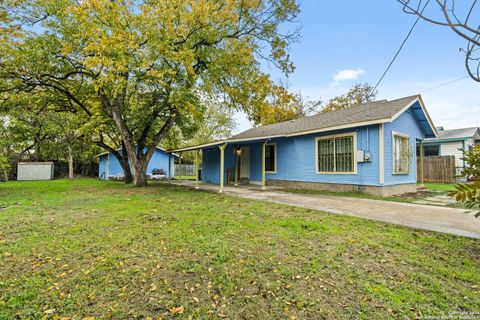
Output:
[
  {"xmin": 393, "ymin": 134, "xmax": 410, "ymax": 174},
  {"xmin": 265, "ymin": 144, "xmax": 276, "ymax": 172},
  {"xmin": 317, "ymin": 136, "xmax": 354, "ymax": 173}
]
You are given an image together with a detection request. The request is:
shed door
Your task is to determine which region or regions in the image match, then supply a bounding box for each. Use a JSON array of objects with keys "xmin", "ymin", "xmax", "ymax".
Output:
[{"xmin": 240, "ymin": 146, "xmax": 250, "ymax": 179}]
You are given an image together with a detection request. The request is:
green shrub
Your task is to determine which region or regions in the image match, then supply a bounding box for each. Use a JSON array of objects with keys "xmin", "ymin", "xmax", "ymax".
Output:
[{"xmin": 450, "ymin": 145, "xmax": 480, "ymax": 217}]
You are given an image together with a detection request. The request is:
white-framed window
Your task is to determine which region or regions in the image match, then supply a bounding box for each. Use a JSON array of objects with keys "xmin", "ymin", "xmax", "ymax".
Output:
[
  {"xmin": 264, "ymin": 143, "xmax": 276, "ymax": 173},
  {"xmin": 392, "ymin": 131, "xmax": 410, "ymax": 174},
  {"xmin": 315, "ymin": 133, "xmax": 357, "ymax": 174}
]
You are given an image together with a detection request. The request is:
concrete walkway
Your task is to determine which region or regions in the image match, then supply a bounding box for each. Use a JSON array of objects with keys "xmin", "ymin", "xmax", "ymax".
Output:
[{"xmin": 172, "ymin": 181, "xmax": 480, "ymax": 239}]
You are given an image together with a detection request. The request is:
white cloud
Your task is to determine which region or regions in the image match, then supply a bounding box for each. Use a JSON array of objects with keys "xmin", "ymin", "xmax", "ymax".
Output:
[{"xmin": 333, "ymin": 68, "xmax": 365, "ymax": 82}]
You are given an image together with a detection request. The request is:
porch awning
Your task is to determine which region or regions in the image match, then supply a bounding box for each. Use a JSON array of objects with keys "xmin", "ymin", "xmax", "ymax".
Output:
[{"xmin": 167, "ymin": 134, "xmax": 285, "ymax": 153}]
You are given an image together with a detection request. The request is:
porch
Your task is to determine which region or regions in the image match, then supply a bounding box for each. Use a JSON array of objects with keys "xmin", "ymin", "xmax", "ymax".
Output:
[{"xmin": 171, "ymin": 139, "xmax": 275, "ymax": 194}]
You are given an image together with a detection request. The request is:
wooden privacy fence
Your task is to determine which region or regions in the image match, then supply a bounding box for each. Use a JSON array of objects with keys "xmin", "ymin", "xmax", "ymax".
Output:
[
  {"xmin": 417, "ymin": 155, "xmax": 456, "ymax": 183},
  {"xmin": 174, "ymin": 164, "xmax": 196, "ymax": 176}
]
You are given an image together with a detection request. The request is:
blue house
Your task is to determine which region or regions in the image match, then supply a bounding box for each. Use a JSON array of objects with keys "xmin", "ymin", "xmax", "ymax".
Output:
[
  {"xmin": 98, "ymin": 146, "xmax": 177, "ymax": 180},
  {"xmin": 170, "ymin": 95, "xmax": 437, "ymax": 196}
]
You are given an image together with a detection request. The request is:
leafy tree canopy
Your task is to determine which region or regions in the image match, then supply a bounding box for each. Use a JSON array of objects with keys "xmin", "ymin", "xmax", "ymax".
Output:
[
  {"xmin": 0, "ymin": 0, "xmax": 300, "ymax": 186},
  {"xmin": 321, "ymin": 83, "xmax": 377, "ymax": 113}
]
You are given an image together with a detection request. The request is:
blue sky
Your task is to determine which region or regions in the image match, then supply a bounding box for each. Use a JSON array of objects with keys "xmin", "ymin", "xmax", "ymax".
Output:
[{"xmin": 235, "ymin": 0, "xmax": 480, "ymax": 132}]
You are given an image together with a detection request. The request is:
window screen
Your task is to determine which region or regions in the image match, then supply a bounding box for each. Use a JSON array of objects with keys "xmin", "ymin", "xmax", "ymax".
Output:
[
  {"xmin": 318, "ymin": 136, "xmax": 354, "ymax": 173},
  {"xmin": 393, "ymin": 134, "xmax": 410, "ymax": 174}
]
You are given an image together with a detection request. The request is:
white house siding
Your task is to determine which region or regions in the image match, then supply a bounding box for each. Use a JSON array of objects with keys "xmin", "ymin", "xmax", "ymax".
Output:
[{"xmin": 439, "ymin": 141, "xmax": 465, "ymax": 176}]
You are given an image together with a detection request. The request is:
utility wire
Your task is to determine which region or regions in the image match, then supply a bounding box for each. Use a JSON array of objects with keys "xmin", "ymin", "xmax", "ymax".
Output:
[
  {"xmin": 368, "ymin": 0, "xmax": 431, "ymax": 98},
  {"xmin": 364, "ymin": 0, "xmax": 430, "ymax": 118},
  {"xmin": 419, "ymin": 75, "xmax": 468, "ymax": 93}
]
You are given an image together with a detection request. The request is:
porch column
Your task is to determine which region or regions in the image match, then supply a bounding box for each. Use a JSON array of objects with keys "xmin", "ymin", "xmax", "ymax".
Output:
[
  {"xmin": 179, "ymin": 152, "xmax": 182, "ymax": 183},
  {"xmin": 419, "ymin": 140, "xmax": 425, "ymax": 185},
  {"xmin": 195, "ymin": 150, "xmax": 200, "ymax": 189},
  {"xmin": 234, "ymin": 146, "xmax": 239, "ymax": 187},
  {"xmin": 261, "ymin": 141, "xmax": 267, "ymax": 190},
  {"xmin": 219, "ymin": 144, "xmax": 227, "ymax": 193}
]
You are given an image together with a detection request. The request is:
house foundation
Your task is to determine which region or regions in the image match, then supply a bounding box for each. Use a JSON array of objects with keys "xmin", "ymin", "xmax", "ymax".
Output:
[{"xmin": 266, "ymin": 180, "xmax": 417, "ymax": 197}]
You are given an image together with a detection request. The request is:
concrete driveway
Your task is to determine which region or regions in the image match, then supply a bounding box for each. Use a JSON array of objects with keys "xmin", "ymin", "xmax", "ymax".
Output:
[{"xmin": 172, "ymin": 181, "xmax": 480, "ymax": 239}]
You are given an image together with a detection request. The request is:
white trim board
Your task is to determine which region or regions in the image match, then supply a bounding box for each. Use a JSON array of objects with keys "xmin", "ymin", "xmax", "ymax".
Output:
[
  {"xmin": 170, "ymin": 96, "xmax": 438, "ymax": 153},
  {"xmin": 379, "ymin": 123, "xmax": 385, "ymax": 185},
  {"xmin": 390, "ymin": 96, "xmax": 438, "ymax": 137}
]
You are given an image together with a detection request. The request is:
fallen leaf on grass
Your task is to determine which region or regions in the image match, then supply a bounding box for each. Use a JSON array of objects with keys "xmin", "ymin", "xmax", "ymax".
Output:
[
  {"xmin": 44, "ymin": 308, "xmax": 55, "ymax": 314},
  {"xmin": 169, "ymin": 306, "xmax": 184, "ymax": 314}
]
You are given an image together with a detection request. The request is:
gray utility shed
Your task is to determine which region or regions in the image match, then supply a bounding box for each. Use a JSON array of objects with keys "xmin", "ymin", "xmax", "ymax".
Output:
[{"xmin": 17, "ymin": 162, "xmax": 54, "ymax": 181}]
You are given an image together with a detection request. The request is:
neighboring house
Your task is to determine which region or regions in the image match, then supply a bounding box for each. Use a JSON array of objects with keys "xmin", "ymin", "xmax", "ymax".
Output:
[
  {"xmin": 419, "ymin": 126, "xmax": 480, "ymax": 176},
  {"xmin": 170, "ymin": 95, "xmax": 437, "ymax": 196},
  {"xmin": 98, "ymin": 146, "xmax": 178, "ymax": 180}
]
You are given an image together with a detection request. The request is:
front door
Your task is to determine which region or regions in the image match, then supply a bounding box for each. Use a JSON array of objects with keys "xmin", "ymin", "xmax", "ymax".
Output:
[{"xmin": 240, "ymin": 146, "xmax": 250, "ymax": 179}]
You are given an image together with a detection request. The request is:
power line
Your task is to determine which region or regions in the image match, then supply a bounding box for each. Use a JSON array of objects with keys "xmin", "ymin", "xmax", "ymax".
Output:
[
  {"xmin": 368, "ymin": 0, "xmax": 431, "ymax": 97},
  {"xmin": 419, "ymin": 76, "xmax": 469, "ymax": 93}
]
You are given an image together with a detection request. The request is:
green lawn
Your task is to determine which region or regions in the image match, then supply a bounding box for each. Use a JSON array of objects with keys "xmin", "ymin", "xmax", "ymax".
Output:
[
  {"xmin": 173, "ymin": 175, "xmax": 197, "ymax": 181},
  {"xmin": 0, "ymin": 180, "xmax": 479, "ymax": 319},
  {"xmin": 423, "ymin": 183, "xmax": 458, "ymax": 192}
]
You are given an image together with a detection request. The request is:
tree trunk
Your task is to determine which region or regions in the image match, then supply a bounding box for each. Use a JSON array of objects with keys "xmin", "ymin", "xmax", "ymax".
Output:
[
  {"xmin": 131, "ymin": 157, "xmax": 150, "ymax": 187},
  {"xmin": 133, "ymin": 169, "xmax": 148, "ymax": 186},
  {"xmin": 99, "ymin": 88, "xmax": 177, "ymax": 187},
  {"xmin": 3, "ymin": 170, "xmax": 7, "ymax": 182},
  {"xmin": 108, "ymin": 153, "xmax": 133, "ymax": 184},
  {"xmin": 67, "ymin": 145, "xmax": 74, "ymax": 179},
  {"xmin": 120, "ymin": 143, "xmax": 133, "ymax": 184},
  {"xmin": 120, "ymin": 158, "xmax": 133, "ymax": 184},
  {"xmin": 33, "ymin": 134, "xmax": 41, "ymax": 161}
]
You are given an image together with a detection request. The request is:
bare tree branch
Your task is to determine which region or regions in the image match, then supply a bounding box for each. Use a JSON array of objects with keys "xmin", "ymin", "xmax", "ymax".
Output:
[{"xmin": 397, "ymin": 0, "xmax": 480, "ymax": 81}]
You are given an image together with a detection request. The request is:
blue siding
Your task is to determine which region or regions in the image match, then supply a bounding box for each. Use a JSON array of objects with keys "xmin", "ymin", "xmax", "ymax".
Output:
[
  {"xmin": 98, "ymin": 148, "xmax": 175, "ymax": 180},
  {"xmin": 250, "ymin": 126, "xmax": 381, "ymax": 185},
  {"xmin": 201, "ymin": 147, "xmax": 220, "ymax": 183},
  {"xmin": 199, "ymin": 104, "xmax": 428, "ymax": 187},
  {"xmin": 383, "ymin": 107, "xmax": 424, "ymax": 185},
  {"xmin": 201, "ymin": 145, "xmax": 235, "ymax": 184},
  {"xmin": 201, "ymin": 126, "xmax": 381, "ymax": 186}
]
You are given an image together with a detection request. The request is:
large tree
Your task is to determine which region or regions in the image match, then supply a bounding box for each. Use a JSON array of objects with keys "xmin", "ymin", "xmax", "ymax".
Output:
[
  {"xmin": 320, "ymin": 83, "xmax": 377, "ymax": 113},
  {"xmin": 397, "ymin": 0, "xmax": 480, "ymax": 82},
  {"xmin": 0, "ymin": 0, "xmax": 300, "ymax": 186},
  {"xmin": 253, "ymin": 87, "xmax": 322, "ymax": 125}
]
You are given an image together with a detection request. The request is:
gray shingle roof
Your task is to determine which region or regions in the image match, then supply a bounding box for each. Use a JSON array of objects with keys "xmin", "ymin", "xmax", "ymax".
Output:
[
  {"xmin": 168, "ymin": 94, "xmax": 434, "ymax": 153},
  {"xmin": 231, "ymin": 95, "xmax": 420, "ymax": 140},
  {"xmin": 426, "ymin": 127, "xmax": 480, "ymax": 141}
]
